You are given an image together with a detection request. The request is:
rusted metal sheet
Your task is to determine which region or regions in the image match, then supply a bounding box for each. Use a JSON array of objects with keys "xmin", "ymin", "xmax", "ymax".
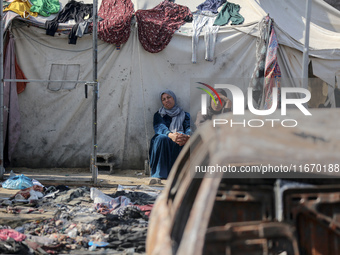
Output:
[
  {"xmin": 176, "ymin": 175, "xmax": 223, "ymax": 255},
  {"xmin": 204, "ymin": 221, "xmax": 299, "ymax": 255},
  {"xmin": 282, "ymin": 185, "xmax": 340, "ymax": 222},
  {"xmin": 146, "ymin": 143, "xmax": 223, "ymax": 255},
  {"xmin": 295, "ymin": 206, "xmax": 340, "ymax": 255},
  {"xmin": 209, "ymin": 184, "xmax": 274, "ymax": 227}
]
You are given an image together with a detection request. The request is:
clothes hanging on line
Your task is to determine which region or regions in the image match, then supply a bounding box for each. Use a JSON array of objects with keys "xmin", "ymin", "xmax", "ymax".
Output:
[
  {"xmin": 97, "ymin": 0, "xmax": 134, "ymax": 45},
  {"xmin": 263, "ymin": 22, "xmax": 281, "ymax": 109},
  {"xmin": 249, "ymin": 16, "xmax": 272, "ymax": 108},
  {"xmin": 213, "ymin": 1, "xmax": 244, "ymax": 26},
  {"xmin": 192, "ymin": 11, "xmax": 219, "ymax": 63},
  {"xmin": 135, "ymin": 0, "xmax": 192, "ymax": 53},
  {"xmin": 30, "ymin": 0, "xmax": 60, "ymax": 17},
  {"xmin": 196, "ymin": 0, "xmax": 226, "ymax": 14},
  {"xmin": 3, "ymin": 0, "xmax": 38, "ymax": 19},
  {"xmin": 45, "ymin": 0, "xmax": 93, "ymax": 45}
]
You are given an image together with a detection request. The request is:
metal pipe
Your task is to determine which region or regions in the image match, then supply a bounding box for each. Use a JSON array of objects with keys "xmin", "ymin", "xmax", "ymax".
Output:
[
  {"xmin": 4, "ymin": 79, "xmax": 97, "ymax": 83},
  {"xmin": 0, "ymin": 0, "xmax": 4, "ymax": 178},
  {"xmin": 91, "ymin": 0, "xmax": 98, "ymax": 185},
  {"xmin": 302, "ymin": 0, "xmax": 312, "ymax": 88}
]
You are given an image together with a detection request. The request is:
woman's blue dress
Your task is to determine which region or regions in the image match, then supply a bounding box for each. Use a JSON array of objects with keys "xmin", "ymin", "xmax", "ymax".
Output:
[{"xmin": 149, "ymin": 112, "xmax": 191, "ymax": 179}]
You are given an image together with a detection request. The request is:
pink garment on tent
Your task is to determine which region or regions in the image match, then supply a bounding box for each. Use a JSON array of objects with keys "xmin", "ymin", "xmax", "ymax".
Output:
[
  {"xmin": 3, "ymin": 35, "xmax": 21, "ymax": 162},
  {"xmin": 264, "ymin": 24, "xmax": 281, "ymax": 109},
  {"xmin": 135, "ymin": 0, "xmax": 192, "ymax": 53},
  {"xmin": 97, "ymin": 0, "xmax": 134, "ymax": 45},
  {"xmin": 0, "ymin": 229, "xmax": 26, "ymax": 242}
]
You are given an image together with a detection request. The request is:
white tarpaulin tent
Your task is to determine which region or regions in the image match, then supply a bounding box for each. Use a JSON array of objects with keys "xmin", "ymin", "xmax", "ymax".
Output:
[{"xmin": 5, "ymin": 0, "xmax": 340, "ymax": 169}]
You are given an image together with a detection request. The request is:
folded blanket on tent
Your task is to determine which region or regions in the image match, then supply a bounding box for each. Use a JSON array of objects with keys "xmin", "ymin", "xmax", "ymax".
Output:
[
  {"xmin": 135, "ymin": 0, "xmax": 192, "ymax": 53},
  {"xmin": 97, "ymin": 0, "xmax": 134, "ymax": 46}
]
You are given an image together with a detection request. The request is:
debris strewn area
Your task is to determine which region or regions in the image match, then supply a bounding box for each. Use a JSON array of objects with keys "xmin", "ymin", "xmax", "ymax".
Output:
[{"xmin": 0, "ymin": 168, "xmax": 163, "ymax": 254}]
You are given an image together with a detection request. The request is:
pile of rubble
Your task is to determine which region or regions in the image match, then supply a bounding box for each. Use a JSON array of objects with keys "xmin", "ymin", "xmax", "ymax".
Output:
[{"xmin": 0, "ymin": 180, "xmax": 160, "ymax": 254}]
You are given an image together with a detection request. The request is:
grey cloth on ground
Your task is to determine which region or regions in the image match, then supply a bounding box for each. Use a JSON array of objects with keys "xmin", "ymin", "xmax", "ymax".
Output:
[
  {"xmin": 112, "ymin": 190, "xmax": 156, "ymax": 205},
  {"xmin": 111, "ymin": 205, "xmax": 148, "ymax": 220},
  {"xmin": 54, "ymin": 186, "xmax": 90, "ymax": 203}
]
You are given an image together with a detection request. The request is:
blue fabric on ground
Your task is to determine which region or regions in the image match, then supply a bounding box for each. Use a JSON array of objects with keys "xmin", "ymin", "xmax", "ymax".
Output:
[{"xmin": 2, "ymin": 174, "xmax": 33, "ymax": 190}]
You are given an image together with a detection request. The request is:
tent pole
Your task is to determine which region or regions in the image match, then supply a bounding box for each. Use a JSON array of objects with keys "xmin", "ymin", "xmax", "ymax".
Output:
[
  {"xmin": 91, "ymin": 0, "xmax": 98, "ymax": 185},
  {"xmin": 0, "ymin": 0, "xmax": 4, "ymax": 179},
  {"xmin": 302, "ymin": 0, "xmax": 312, "ymax": 89}
]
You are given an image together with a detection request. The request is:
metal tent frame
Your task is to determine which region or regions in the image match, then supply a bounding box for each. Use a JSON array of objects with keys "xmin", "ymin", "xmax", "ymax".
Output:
[{"xmin": 0, "ymin": 0, "xmax": 99, "ymax": 184}]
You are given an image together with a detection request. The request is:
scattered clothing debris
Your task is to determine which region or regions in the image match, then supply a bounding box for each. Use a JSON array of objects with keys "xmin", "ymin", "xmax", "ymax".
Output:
[{"xmin": 0, "ymin": 184, "xmax": 160, "ymax": 254}]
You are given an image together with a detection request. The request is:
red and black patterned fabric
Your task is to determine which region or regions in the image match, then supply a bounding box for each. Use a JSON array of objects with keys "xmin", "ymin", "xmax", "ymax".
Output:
[
  {"xmin": 97, "ymin": 0, "xmax": 134, "ymax": 45},
  {"xmin": 135, "ymin": 0, "xmax": 192, "ymax": 53}
]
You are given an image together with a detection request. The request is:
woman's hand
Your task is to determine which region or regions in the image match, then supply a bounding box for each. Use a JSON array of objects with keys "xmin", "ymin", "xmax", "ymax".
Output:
[{"xmin": 168, "ymin": 132, "xmax": 190, "ymax": 146}]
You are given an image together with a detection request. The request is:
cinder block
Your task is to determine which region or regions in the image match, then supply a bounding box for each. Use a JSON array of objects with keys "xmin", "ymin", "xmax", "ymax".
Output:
[{"xmin": 96, "ymin": 153, "xmax": 114, "ymax": 174}]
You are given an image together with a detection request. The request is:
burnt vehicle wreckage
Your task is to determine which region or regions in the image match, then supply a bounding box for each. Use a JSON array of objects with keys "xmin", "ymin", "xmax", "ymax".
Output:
[{"xmin": 146, "ymin": 109, "xmax": 340, "ymax": 255}]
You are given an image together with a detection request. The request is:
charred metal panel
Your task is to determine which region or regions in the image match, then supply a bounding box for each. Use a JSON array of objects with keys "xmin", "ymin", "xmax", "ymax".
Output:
[
  {"xmin": 283, "ymin": 186, "xmax": 340, "ymax": 222},
  {"xmin": 295, "ymin": 206, "xmax": 340, "ymax": 255},
  {"xmin": 203, "ymin": 221, "xmax": 299, "ymax": 255},
  {"xmin": 209, "ymin": 184, "xmax": 274, "ymax": 227}
]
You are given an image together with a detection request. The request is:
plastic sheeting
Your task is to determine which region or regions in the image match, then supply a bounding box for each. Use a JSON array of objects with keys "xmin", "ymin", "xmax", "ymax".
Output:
[{"xmin": 8, "ymin": 0, "xmax": 340, "ymax": 169}]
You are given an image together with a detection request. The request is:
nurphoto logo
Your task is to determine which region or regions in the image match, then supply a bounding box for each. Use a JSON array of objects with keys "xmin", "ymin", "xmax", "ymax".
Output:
[{"xmin": 197, "ymin": 82, "xmax": 312, "ymax": 128}]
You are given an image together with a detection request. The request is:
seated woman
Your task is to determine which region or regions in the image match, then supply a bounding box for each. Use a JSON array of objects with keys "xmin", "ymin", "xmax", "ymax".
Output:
[
  {"xmin": 195, "ymin": 88, "xmax": 232, "ymax": 129},
  {"xmin": 149, "ymin": 90, "xmax": 191, "ymax": 179}
]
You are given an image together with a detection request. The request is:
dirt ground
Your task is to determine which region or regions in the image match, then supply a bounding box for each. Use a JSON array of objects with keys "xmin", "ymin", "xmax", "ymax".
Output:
[
  {"xmin": 1, "ymin": 167, "xmax": 165, "ymax": 193},
  {"xmin": 0, "ymin": 167, "xmax": 165, "ymax": 227}
]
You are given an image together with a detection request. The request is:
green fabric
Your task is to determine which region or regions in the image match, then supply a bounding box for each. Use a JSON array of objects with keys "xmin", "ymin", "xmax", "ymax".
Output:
[
  {"xmin": 30, "ymin": 0, "xmax": 60, "ymax": 17},
  {"xmin": 213, "ymin": 2, "xmax": 244, "ymax": 26},
  {"xmin": 3, "ymin": 1, "xmax": 11, "ymax": 8}
]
